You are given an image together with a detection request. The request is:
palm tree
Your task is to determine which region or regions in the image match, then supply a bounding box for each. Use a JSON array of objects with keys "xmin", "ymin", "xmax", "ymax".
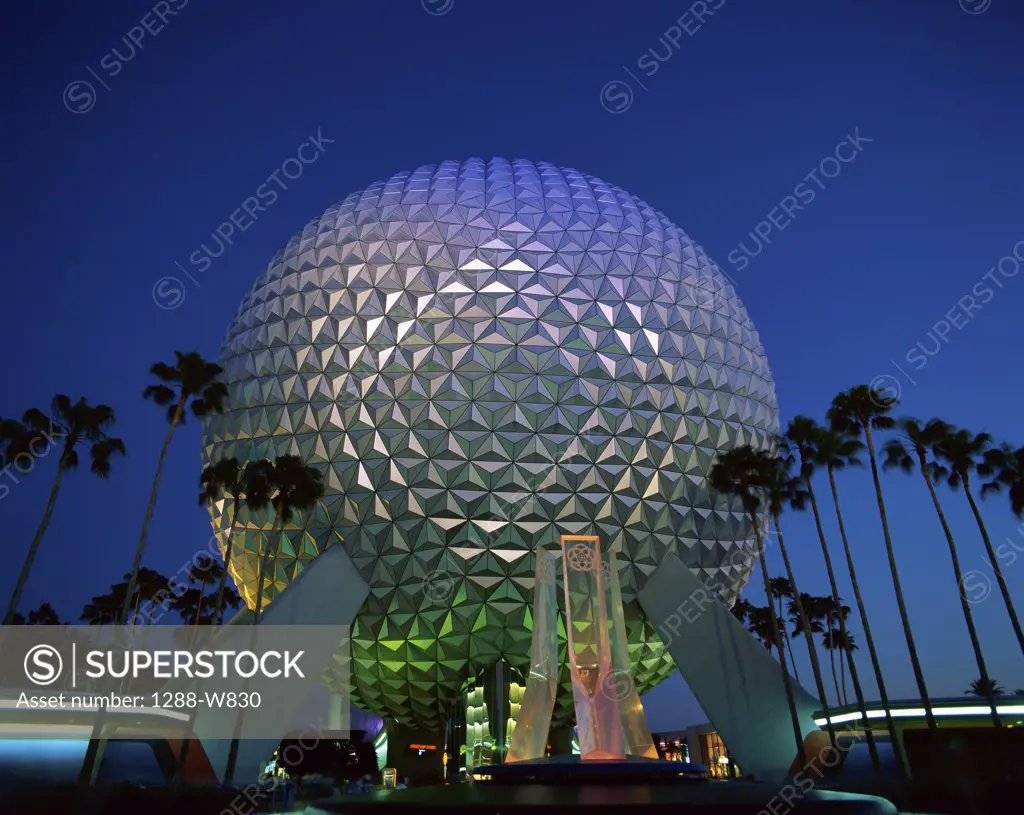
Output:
[
  {"xmin": 746, "ymin": 605, "xmax": 784, "ymax": 652},
  {"xmin": 133, "ymin": 568, "xmax": 171, "ymax": 625},
  {"xmin": 758, "ymin": 454, "xmax": 839, "ymax": 750},
  {"xmin": 250, "ymin": 455, "xmax": 325, "ymax": 624},
  {"xmin": 813, "ymin": 425, "xmax": 907, "ymax": 777},
  {"xmin": 946, "ymin": 435, "xmax": 1024, "ymax": 656},
  {"xmin": 710, "ymin": 446, "xmax": 807, "ymax": 766},
  {"xmin": 828, "ymin": 385, "xmax": 937, "ymax": 732},
  {"xmin": 123, "ymin": 352, "xmax": 227, "ymax": 624},
  {"xmin": 838, "ymin": 631, "xmax": 858, "ymax": 705},
  {"xmin": 11, "ymin": 602, "xmax": 65, "ymax": 625},
  {"xmin": 80, "ymin": 585, "xmax": 128, "ymax": 625},
  {"xmin": 883, "ymin": 419, "xmax": 1001, "ymax": 727},
  {"xmin": 821, "ymin": 627, "xmax": 843, "ymax": 705},
  {"xmin": 199, "ymin": 458, "xmax": 249, "ymax": 625},
  {"xmin": 967, "ymin": 677, "xmax": 1005, "ymax": 698},
  {"xmin": 981, "ymin": 443, "xmax": 1024, "ymax": 516},
  {"xmin": 2, "ymin": 397, "xmax": 126, "ymax": 624},
  {"xmin": 789, "ymin": 593, "xmax": 827, "ymax": 646},
  {"xmin": 820, "ymin": 599, "xmax": 853, "ymax": 703},
  {"xmin": 221, "ymin": 454, "xmax": 324, "ymax": 787},
  {"xmin": 768, "ymin": 576, "xmax": 801, "ymax": 681},
  {"xmin": 784, "ymin": 416, "xmax": 880, "ymax": 771},
  {"xmin": 731, "ymin": 597, "xmax": 755, "ymax": 625}
]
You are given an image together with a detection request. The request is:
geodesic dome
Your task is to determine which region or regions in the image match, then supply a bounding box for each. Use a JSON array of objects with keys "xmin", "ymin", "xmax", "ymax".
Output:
[{"xmin": 201, "ymin": 158, "xmax": 779, "ymax": 732}]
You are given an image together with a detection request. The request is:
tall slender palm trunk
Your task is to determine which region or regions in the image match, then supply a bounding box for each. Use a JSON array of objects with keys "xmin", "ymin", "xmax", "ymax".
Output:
[
  {"xmin": 828, "ymin": 642, "xmax": 840, "ymax": 704},
  {"xmin": 828, "ymin": 465, "xmax": 909, "ymax": 779},
  {"xmin": 175, "ymin": 503, "xmax": 242, "ymax": 785},
  {"xmin": 224, "ymin": 508, "xmax": 284, "ymax": 787},
  {"xmin": 773, "ymin": 512, "xmax": 838, "ymax": 752},
  {"xmin": 121, "ymin": 399, "xmax": 184, "ymax": 624},
  {"xmin": 777, "ymin": 593, "xmax": 802, "ymax": 684},
  {"xmin": 862, "ymin": 425, "xmax": 937, "ymax": 731},
  {"xmin": 804, "ymin": 475, "xmax": 880, "ymax": 771},
  {"xmin": 840, "ymin": 647, "xmax": 848, "ymax": 704},
  {"xmin": 752, "ymin": 513, "xmax": 807, "ymax": 768},
  {"xmin": 919, "ymin": 461, "xmax": 1000, "ymax": 728},
  {"xmin": 213, "ymin": 500, "xmax": 242, "ymax": 624},
  {"xmin": 962, "ymin": 478, "xmax": 1024, "ymax": 656},
  {"xmin": 84, "ymin": 402, "xmax": 184, "ymax": 786},
  {"xmin": 253, "ymin": 507, "xmax": 284, "ymax": 625},
  {"xmin": 4, "ymin": 460, "xmax": 67, "ymax": 624}
]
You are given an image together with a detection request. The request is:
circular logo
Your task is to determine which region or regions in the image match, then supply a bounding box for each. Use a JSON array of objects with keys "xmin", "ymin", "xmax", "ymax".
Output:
[
  {"xmin": 152, "ymin": 276, "xmax": 186, "ymax": 310},
  {"xmin": 959, "ymin": 570, "xmax": 991, "ymax": 604},
  {"xmin": 422, "ymin": 569, "xmax": 455, "ymax": 604},
  {"xmin": 422, "ymin": 0, "xmax": 454, "ymax": 16},
  {"xmin": 959, "ymin": 0, "xmax": 991, "ymax": 14},
  {"xmin": 600, "ymin": 668, "xmax": 634, "ymax": 702},
  {"xmin": 600, "ymin": 80, "xmax": 633, "ymax": 114},
  {"xmin": 63, "ymin": 80, "xmax": 96, "ymax": 114},
  {"xmin": 869, "ymin": 374, "xmax": 902, "ymax": 405},
  {"xmin": 566, "ymin": 542, "xmax": 597, "ymax": 572},
  {"xmin": 24, "ymin": 644, "xmax": 63, "ymax": 686}
]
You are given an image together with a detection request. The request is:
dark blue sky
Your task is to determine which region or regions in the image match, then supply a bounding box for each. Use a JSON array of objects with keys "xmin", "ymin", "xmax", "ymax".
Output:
[{"xmin": 2, "ymin": 0, "xmax": 1023, "ymax": 730}]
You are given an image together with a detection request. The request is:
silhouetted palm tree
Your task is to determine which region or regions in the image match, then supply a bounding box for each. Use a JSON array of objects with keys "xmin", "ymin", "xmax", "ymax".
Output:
[
  {"xmin": 944, "ymin": 434, "xmax": 1024, "ymax": 656},
  {"xmin": 11, "ymin": 602, "xmax": 65, "ymax": 625},
  {"xmin": 199, "ymin": 458, "xmax": 250, "ymax": 624},
  {"xmin": 81, "ymin": 585, "xmax": 127, "ymax": 625},
  {"xmin": 249, "ymin": 455, "xmax": 325, "ymax": 625},
  {"xmin": 759, "ymin": 454, "xmax": 838, "ymax": 750},
  {"xmin": 174, "ymin": 555, "xmax": 224, "ymax": 625},
  {"xmin": 828, "ymin": 385, "xmax": 937, "ymax": 731},
  {"xmin": 784, "ymin": 416, "xmax": 880, "ymax": 771},
  {"xmin": 2, "ymin": 397, "xmax": 125, "ymax": 624},
  {"xmin": 710, "ymin": 446, "xmax": 806, "ymax": 766},
  {"xmin": 123, "ymin": 352, "xmax": 227, "ymax": 624},
  {"xmin": 221, "ymin": 455, "xmax": 324, "ymax": 787},
  {"xmin": 981, "ymin": 443, "xmax": 1024, "ymax": 517},
  {"xmin": 884, "ymin": 418, "xmax": 1000, "ymax": 727},
  {"xmin": 746, "ymin": 605, "xmax": 784, "ymax": 653},
  {"xmin": 967, "ymin": 677, "xmax": 1005, "ymax": 698},
  {"xmin": 813, "ymin": 425, "xmax": 906, "ymax": 778},
  {"xmin": 822, "ymin": 619, "xmax": 857, "ymax": 706},
  {"xmin": 731, "ymin": 597, "xmax": 755, "ymax": 625},
  {"xmin": 769, "ymin": 576, "xmax": 800, "ymax": 681}
]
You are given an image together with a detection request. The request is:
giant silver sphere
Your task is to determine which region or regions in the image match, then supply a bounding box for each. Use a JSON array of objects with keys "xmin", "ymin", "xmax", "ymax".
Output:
[{"xmin": 201, "ymin": 158, "xmax": 779, "ymax": 732}]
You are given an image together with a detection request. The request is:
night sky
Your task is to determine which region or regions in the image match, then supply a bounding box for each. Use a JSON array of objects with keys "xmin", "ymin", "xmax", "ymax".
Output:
[{"xmin": 2, "ymin": 0, "xmax": 1023, "ymax": 731}]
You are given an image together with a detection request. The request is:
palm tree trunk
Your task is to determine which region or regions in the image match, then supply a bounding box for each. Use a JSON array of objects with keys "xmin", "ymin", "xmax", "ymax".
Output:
[
  {"xmin": 86, "ymin": 401, "xmax": 183, "ymax": 787},
  {"xmin": 176, "ymin": 504, "xmax": 240, "ymax": 787},
  {"xmin": 920, "ymin": 463, "xmax": 1000, "ymax": 728},
  {"xmin": 863, "ymin": 425, "xmax": 937, "ymax": 730},
  {"xmin": 962, "ymin": 478, "xmax": 1024, "ymax": 656},
  {"xmin": 828, "ymin": 640, "xmax": 841, "ymax": 705},
  {"xmin": 194, "ymin": 580, "xmax": 207, "ymax": 626},
  {"xmin": 773, "ymin": 511, "xmax": 838, "ymax": 751},
  {"xmin": 778, "ymin": 594, "xmax": 802, "ymax": 684},
  {"xmin": 752, "ymin": 512, "xmax": 807, "ymax": 768},
  {"xmin": 840, "ymin": 646, "xmax": 848, "ymax": 705},
  {"xmin": 253, "ymin": 508, "xmax": 283, "ymax": 625},
  {"xmin": 213, "ymin": 500, "xmax": 241, "ymax": 624},
  {"xmin": 805, "ymin": 474, "xmax": 881, "ymax": 771},
  {"xmin": 121, "ymin": 398, "xmax": 184, "ymax": 624},
  {"xmin": 4, "ymin": 460, "xmax": 67, "ymax": 624},
  {"xmin": 828, "ymin": 465, "xmax": 907, "ymax": 778},
  {"xmin": 224, "ymin": 507, "xmax": 282, "ymax": 787}
]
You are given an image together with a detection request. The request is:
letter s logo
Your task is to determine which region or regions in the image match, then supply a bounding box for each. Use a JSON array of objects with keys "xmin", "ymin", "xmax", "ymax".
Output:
[{"xmin": 24, "ymin": 645, "xmax": 63, "ymax": 686}]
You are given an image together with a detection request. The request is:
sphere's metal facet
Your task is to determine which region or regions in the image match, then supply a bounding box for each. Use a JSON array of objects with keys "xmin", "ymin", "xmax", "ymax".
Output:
[{"xmin": 201, "ymin": 158, "xmax": 779, "ymax": 732}]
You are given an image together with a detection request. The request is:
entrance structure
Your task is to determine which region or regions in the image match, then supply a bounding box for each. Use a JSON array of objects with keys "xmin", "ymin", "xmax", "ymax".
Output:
[
  {"xmin": 509, "ymin": 537, "xmax": 658, "ymax": 761},
  {"xmin": 640, "ymin": 552, "xmax": 823, "ymax": 781}
]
